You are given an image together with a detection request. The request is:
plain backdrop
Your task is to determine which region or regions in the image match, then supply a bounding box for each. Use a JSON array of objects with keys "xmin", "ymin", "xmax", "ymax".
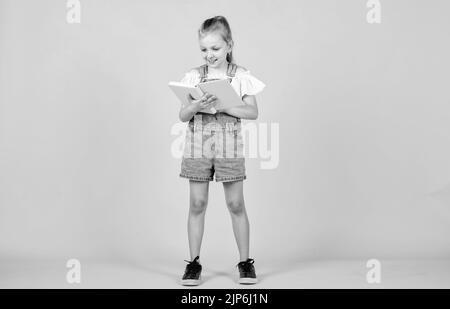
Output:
[{"xmin": 1, "ymin": 0, "xmax": 450, "ymax": 269}]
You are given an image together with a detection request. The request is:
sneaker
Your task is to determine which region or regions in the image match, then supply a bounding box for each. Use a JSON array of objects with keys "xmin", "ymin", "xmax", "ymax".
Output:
[
  {"xmin": 181, "ymin": 256, "xmax": 202, "ymax": 286},
  {"xmin": 237, "ymin": 258, "xmax": 258, "ymax": 284}
]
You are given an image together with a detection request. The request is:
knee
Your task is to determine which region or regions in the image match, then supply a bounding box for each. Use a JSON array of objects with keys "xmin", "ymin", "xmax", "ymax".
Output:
[
  {"xmin": 226, "ymin": 200, "xmax": 245, "ymax": 215},
  {"xmin": 190, "ymin": 198, "xmax": 208, "ymax": 215}
]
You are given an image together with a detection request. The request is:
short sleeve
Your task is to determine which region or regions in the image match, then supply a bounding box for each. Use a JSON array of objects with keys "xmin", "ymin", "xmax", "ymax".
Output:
[
  {"xmin": 180, "ymin": 69, "xmax": 200, "ymax": 86},
  {"xmin": 234, "ymin": 70, "xmax": 266, "ymax": 97}
]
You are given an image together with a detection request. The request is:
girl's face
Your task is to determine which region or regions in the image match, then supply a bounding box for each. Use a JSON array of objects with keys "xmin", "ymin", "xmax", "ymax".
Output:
[{"xmin": 199, "ymin": 32, "xmax": 232, "ymax": 69}]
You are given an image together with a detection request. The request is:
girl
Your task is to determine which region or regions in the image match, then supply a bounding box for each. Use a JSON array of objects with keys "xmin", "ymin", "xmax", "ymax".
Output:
[{"xmin": 178, "ymin": 16, "xmax": 265, "ymax": 286}]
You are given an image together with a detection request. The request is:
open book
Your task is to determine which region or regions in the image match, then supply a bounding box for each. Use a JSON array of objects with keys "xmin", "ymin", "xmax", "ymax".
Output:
[{"xmin": 168, "ymin": 79, "xmax": 245, "ymax": 114}]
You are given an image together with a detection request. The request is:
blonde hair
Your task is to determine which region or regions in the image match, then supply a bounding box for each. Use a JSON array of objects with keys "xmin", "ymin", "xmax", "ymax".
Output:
[{"xmin": 198, "ymin": 16, "xmax": 234, "ymax": 63}]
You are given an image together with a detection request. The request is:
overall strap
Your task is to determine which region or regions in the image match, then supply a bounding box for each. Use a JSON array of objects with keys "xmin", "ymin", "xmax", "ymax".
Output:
[
  {"xmin": 197, "ymin": 64, "xmax": 208, "ymax": 82},
  {"xmin": 198, "ymin": 63, "xmax": 237, "ymax": 82},
  {"xmin": 227, "ymin": 63, "xmax": 238, "ymax": 78}
]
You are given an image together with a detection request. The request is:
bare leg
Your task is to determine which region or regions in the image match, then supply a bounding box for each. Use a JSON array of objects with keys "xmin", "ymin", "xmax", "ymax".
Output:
[
  {"xmin": 187, "ymin": 180, "xmax": 210, "ymax": 261},
  {"xmin": 223, "ymin": 180, "xmax": 249, "ymax": 262}
]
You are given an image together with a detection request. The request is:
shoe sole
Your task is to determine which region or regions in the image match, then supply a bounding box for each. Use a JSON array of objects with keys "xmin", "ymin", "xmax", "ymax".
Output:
[
  {"xmin": 238, "ymin": 277, "xmax": 258, "ymax": 284},
  {"xmin": 180, "ymin": 278, "xmax": 202, "ymax": 286}
]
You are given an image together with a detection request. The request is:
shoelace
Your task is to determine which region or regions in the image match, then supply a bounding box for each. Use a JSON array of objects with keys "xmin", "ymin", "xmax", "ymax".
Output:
[
  {"xmin": 184, "ymin": 256, "xmax": 201, "ymax": 276},
  {"xmin": 237, "ymin": 258, "xmax": 255, "ymax": 273}
]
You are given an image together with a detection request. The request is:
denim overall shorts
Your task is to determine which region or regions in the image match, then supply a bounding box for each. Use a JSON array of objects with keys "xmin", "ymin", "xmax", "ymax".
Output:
[{"xmin": 179, "ymin": 63, "xmax": 246, "ymax": 182}]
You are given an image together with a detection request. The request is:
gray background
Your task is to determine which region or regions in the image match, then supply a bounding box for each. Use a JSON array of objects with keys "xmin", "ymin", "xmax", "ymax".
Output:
[{"xmin": 1, "ymin": 0, "xmax": 450, "ymax": 275}]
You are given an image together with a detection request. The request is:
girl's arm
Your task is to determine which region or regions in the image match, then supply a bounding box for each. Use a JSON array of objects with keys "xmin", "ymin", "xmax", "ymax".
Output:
[
  {"xmin": 221, "ymin": 95, "xmax": 258, "ymax": 120},
  {"xmin": 179, "ymin": 101, "xmax": 199, "ymax": 123},
  {"xmin": 179, "ymin": 93, "xmax": 217, "ymax": 122}
]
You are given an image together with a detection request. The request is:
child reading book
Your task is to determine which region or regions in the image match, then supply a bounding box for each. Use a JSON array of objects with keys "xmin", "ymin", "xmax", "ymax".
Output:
[{"xmin": 176, "ymin": 15, "xmax": 265, "ymax": 286}]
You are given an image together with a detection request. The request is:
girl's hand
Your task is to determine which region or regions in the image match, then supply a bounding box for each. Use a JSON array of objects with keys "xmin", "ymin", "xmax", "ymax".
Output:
[{"xmin": 189, "ymin": 93, "xmax": 218, "ymax": 112}]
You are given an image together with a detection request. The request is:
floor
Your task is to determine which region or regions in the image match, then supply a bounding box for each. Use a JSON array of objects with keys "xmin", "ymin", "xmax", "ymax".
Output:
[{"xmin": 1, "ymin": 258, "xmax": 449, "ymax": 289}]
